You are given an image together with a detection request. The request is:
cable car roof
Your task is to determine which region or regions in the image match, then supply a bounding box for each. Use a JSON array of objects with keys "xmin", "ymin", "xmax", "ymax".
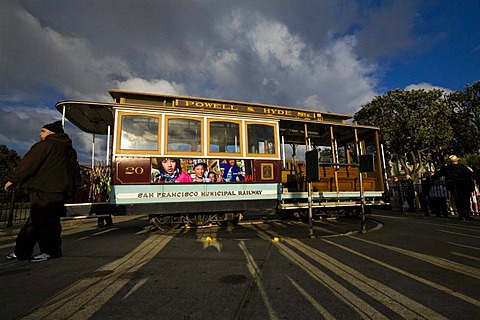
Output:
[{"xmin": 55, "ymin": 100, "xmax": 115, "ymax": 135}]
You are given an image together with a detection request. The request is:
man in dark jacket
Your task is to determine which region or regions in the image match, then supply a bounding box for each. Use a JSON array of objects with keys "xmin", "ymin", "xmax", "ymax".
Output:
[
  {"xmin": 434, "ymin": 155, "xmax": 474, "ymax": 221},
  {"xmin": 402, "ymin": 175, "xmax": 416, "ymax": 212},
  {"xmin": 4, "ymin": 120, "xmax": 79, "ymax": 262}
]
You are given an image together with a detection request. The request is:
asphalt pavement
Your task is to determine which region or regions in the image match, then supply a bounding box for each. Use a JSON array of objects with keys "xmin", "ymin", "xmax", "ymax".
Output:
[{"xmin": 1, "ymin": 210, "xmax": 479, "ymax": 319}]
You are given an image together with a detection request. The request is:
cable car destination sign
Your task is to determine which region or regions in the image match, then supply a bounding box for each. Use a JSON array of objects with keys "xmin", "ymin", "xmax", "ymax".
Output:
[{"xmin": 175, "ymin": 99, "xmax": 319, "ymax": 120}]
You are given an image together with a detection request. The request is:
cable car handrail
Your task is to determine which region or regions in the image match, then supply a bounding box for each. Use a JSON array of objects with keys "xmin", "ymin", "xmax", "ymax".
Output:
[{"xmin": 318, "ymin": 162, "xmax": 359, "ymax": 167}]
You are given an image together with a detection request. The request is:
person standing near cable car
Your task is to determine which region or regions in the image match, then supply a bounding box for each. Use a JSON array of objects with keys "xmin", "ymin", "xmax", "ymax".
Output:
[
  {"xmin": 403, "ymin": 175, "xmax": 416, "ymax": 212},
  {"xmin": 5, "ymin": 121, "xmax": 79, "ymax": 262},
  {"xmin": 434, "ymin": 155, "xmax": 474, "ymax": 221}
]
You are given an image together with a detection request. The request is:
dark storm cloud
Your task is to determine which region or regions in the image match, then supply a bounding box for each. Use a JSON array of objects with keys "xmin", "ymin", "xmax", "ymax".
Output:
[{"xmin": 0, "ymin": 0, "xmax": 433, "ymax": 161}]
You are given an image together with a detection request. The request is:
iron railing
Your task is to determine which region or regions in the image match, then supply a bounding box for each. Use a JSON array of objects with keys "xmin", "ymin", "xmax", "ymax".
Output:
[{"xmin": 0, "ymin": 188, "xmax": 30, "ymax": 226}]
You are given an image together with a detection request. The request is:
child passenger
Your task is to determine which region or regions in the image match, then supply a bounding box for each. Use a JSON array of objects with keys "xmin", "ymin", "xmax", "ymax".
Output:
[
  {"xmin": 156, "ymin": 157, "xmax": 192, "ymax": 183},
  {"xmin": 207, "ymin": 171, "xmax": 224, "ymax": 182},
  {"xmin": 207, "ymin": 171, "xmax": 217, "ymax": 182},
  {"xmin": 193, "ymin": 162, "xmax": 208, "ymax": 182},
  {"xmin": 220, "ymin": 159, "xmax": 244, "ymax": 182}
]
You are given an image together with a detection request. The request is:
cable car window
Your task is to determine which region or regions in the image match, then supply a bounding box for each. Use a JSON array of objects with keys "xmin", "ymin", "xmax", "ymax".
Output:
[
  {"xmin": 247, "ymin": 123, "xmax": 276, "ymax": 155},
  {"xmin": 167, "ymin": 117, "xmax": 202, "ymax": 153},
  {"xmin": 209, "ymin": 121, "xmax": 241, "ymax": 154},
  {"xmin": 120, "ymin": 115, "xmax": 159, "ymax": 151}
]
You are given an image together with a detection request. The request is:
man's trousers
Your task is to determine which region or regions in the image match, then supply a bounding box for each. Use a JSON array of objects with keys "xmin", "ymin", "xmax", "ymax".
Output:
[{"xmin": 14, "ymin": 192, "xmax": 65, "ymax": 259}]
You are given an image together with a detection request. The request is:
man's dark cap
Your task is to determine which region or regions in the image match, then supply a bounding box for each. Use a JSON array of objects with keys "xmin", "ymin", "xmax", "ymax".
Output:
[{"xmin": 43, "ymin": 120, "xmax": 64, "ymax": 133}]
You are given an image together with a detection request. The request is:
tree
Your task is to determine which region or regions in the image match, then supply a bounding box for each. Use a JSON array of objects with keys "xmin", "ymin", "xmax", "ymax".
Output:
[
  {"xmin": 354, "ymin": 89, "xmax": 452, "ymax": 177},
  {"xmin": 445, "ymin": 81, "xmax": 480, "ymax": 169},
  {"xmin": 0, "ymin": 145, "xmax": 21, "ymax": 187}
]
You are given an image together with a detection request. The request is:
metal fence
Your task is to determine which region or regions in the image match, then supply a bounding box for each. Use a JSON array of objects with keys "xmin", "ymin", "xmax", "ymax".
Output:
[
  {"xmin": 0, "ymin": 164, "xmax": 111, "ymax": 227},
  {"xmin": 0, "ymin": 188, "xmax": 30, "ymax": 226},
  {"xmin": 3, "ymin": 176, "xmax": 477, "ymax": 225}
]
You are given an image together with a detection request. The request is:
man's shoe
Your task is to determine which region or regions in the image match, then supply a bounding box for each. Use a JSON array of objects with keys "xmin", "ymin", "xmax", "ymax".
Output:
[
  {"xmin": 30, "ymin": 253, "xmax": 51, "ymax": 263},
  {"xmin": 6, "ymin": 252, "xmax": 17, "ymax": 261}
]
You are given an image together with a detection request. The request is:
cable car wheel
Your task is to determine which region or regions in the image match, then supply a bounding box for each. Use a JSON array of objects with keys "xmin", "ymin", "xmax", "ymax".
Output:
[
  {"xmin": 216, "ymin": 212, "xmax": 244, "ymax": 226},
  {"xmin": 150, "ymin": 215, "xmax": 184, "ymax": 230},
  {"xmin": 183, "ymin": 214, "xmax": 213, "ymax": 227}
]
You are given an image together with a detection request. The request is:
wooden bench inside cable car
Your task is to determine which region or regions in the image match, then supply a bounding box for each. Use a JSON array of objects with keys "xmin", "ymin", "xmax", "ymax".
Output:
[{"xmin": 281, "ymin": 162, "xmax": 377, "ymax": 192}]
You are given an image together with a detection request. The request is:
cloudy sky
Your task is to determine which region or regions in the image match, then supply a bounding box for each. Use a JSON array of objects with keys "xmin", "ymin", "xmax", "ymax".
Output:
[{"xmin": 1, "ymin": 0, "xmax": 479, "ymax": 163}]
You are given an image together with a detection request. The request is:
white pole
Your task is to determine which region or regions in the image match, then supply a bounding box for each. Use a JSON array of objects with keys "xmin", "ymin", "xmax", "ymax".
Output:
[
  {"xmin": 92, "ymin": 134, "xmax": 95, "ymax": 170},
  {"xmin": 380, "ymin": 143, "xmax": 389, "ymax": 191},
  {"xmin": 281, "ymin": 136, "xmax": 286, "ymax": 169},
  {"xmin": 106, "ymin": 126, "xmax": 111, "ymax": 165},
  {"xmin": 355, "ymin": 130, "xmax": 366, "ymax": 233}
]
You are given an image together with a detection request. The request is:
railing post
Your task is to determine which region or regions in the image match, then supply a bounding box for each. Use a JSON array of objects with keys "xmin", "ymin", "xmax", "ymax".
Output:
[
  {"xmin": 399, "ymin": 183, "xmax": 405, "ymax": 214},
  {"xmin": 7, "ymin": 190, "xmax": 15, "ymax": 227}
]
